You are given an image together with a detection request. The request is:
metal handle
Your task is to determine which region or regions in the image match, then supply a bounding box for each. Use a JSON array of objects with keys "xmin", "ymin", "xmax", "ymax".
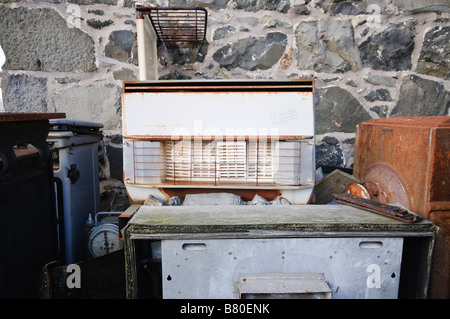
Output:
[
  {"xmin": 359, "ymin": 241, "xmax": 383, "ymax": 249},
  {"xmin": 182, "ymin": 243, "xmax": 207, "ymax": 251}
]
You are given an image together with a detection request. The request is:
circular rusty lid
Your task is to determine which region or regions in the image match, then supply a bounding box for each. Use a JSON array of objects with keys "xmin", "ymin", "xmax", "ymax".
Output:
[{"xmin": 362, "ymin": 163, "xmax": 409, "ymax": 209}]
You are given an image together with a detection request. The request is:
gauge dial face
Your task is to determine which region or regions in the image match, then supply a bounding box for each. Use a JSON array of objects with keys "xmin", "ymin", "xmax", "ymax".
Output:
[{"xmin": 88, "ymin": 224, "xmax": 121, "ymax": 257}]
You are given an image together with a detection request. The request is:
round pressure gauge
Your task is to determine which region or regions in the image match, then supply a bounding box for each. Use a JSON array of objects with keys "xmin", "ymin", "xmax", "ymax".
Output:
[{"xmin": 88, "ymin": 223, "xmax": 121, "ymax": 258}]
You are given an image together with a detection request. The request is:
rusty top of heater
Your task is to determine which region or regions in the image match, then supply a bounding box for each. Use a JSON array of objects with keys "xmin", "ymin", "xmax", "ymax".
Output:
[{"xmin": 360, "ymin": 116, "xmax": 450, "ymax": 128}]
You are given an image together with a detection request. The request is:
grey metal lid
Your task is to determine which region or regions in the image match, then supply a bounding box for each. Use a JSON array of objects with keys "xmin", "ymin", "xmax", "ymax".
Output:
[{"xmin": 49, "ymin": 118, "xmax": 103, "ymax": 135}]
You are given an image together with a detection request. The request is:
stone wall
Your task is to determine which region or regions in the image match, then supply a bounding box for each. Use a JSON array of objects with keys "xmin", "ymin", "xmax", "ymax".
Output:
[{"xmin": 0, "ymin": 0, "xmax": 449, "ymax": 211}]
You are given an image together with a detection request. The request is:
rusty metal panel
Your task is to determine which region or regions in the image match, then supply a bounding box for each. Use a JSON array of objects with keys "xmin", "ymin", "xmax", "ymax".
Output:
[
  {"xmin": 333, "ymin": 193, "xmax": 422, "ymax": 223},
  {"xmin": 353, "ymin": 116, "xmax": 450, "ymax": 218},
  {"xmin": 428, "ymin": 127, "xmax": 450, "ymax": 207},
  {"xmin": 353, "ymin": 116, "xmax": 450, "ymax": 299},
  {"xmin": 427, "ymin": 212, "xmax": 450, "ymax": 299},
  {"xmin": 136, "ymin": 7, "xmax": 207, "ymax": 48}
]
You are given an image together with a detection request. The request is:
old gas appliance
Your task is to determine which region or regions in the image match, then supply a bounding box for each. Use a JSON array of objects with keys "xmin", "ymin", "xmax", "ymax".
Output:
[
  {"xmin": 47, "ymin": 119, "xmax": 103, "ymax": 265},
  {"xmin": 122, "ymin": 80, "xmax": 316, "ymax": 205}
]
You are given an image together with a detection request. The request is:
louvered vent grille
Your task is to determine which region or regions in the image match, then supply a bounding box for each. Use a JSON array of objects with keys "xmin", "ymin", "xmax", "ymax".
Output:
[{"xmin": 130, "ymin": 139, "xmax": 301, "ymax": 186}]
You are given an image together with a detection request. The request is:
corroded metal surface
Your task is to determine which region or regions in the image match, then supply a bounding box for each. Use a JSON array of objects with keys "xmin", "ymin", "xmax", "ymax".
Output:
[
  {"xmin": 353, "ymin": 116, "xmax": 450, "ymax": 217},
  {"xmin": 136, "ymin": 6, "xmax": 207, "ymax": 48},
  {"xmin": 345, "ymin": 183, "xmax": 370, "ymax": 199},
  {"xmin": 333, "ymin": 193, "xmax": 422, "ymax": 223},
  {"xmin": 428, "ymin": 212, "xmax": 450, "ymax": 299},
  {"xmin": 362, "ymin": 163, "xmax": 409, "ymax": 209},
  {"xmin": 353, "ymin": 116, "xmax": 450, "ymax": 298}
]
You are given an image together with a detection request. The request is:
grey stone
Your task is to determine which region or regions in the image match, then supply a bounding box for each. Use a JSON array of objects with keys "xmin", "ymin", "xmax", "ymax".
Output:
[
  {"xmin": 125, "ymin": 20, "xmax": 136, "ymax": 27},
  {"xmin": 113, "ymin": 68, "xmax": 136, "ymax": 81},
  {"xmin": 346, "ymin": 79, "xmax": 357, "ymax": 87},
  {"xmin": 169, "ymin": 0, "xmax": 230, "ymax": 10},
  {"xmin": 293, "ymin": 4, "xmax": 310, "ymax": 15},
  {"xmin": 370, "ymin": 105, "xmax": 389, "ymax": 118},
  {"xmin": 87, "ymin": 19, "xmax": 114, "ymax": 30},
  {"xmin": 234, "ymin": 0, "xmax": 290, "ymax": 12},
  {"xmin": 0, "ymin": 7, "xmax": 96, "ymax": 72},
  {"xmin": 123, "ymin": 0, "xmax": 135, "ymax": 7},
  {"xmin": 319, "ymin": 0, "xmax": 388, "ymax": 15},
  {"xmin": 88, "ymin": 9, "xmax": 105, "ymax": 15},
  {"xmin": 159, "ymin": 70, "xmax": 192, "ymax": 80},
  {"xmin": 322, "ymin": 77, "xmax": 341, "ymax": 83},
  {"xmin": 314, "ymin": 86, "xmax": 372, "ymax": 134},
  {"xmin": 1, "ymin": 74, "xmax": 47, "ymax": 113},
  {"xmin": 108, "ymin": 134, "xmax": 123, "ymax": 145},
  {"xmin": 315, "ymin": 144, "xmax": 345, "ymax": 169},
  {"xmin": 332, "ymin": 1, "xmax": 361, "ymax": 15},
  {"xmin": 100, "ymin": 186, "xmax": 130, "ymax": 212},
  {"xmin": 391, "ymin": 75, "xmax": 449, "ymax": 117},
  {"xmin": 394, "ymin": 0, "xmax": 450, "ymax": 13},
  {"xmin": 106, "ymin": 144, "xmax": 123, "ymax": 181},
  {"xmin": 51, "ymin": 83, "xmax": 121, "ymax": 130},
  {"xmin": 68, "ymin": 0, "xmax": 117, "ymax": 5},
  {"xmin": 321, "ymin": 136, "xmax": 339, "ymax": 145},
  {"xmin": 435, "ymin": 18, "xmax": 449, "ymax": 23},
  {"xmin": 364, "ymin": 89, "xmax": 393, "ymax": 102},
  {"xmin": 105, "ymin": 30, "xmax": 138, "ymax": 65},
  {"xmin": 343, "ymin": 137, "xmax": 355, "ymax": 145},
  {"xmin": 359, "ymin": 23, "xmax": 415, "ymax": 71},
  {"xmin": 213, "ymin": 32, "xmax": 287, "ymax": 71},
  {"xmin": 33, "ymin": 0, "xmax": 62, "ymax": 3},
  {"xmin": 360, "ymin": 28, "xmax": 369, "ymax": 38},
  {"xmin": 365, "ymin": 74, "xmax": 397, "ymax": 87},
  {"xmin": 260, "ymin": 16, "xmax": 291, "ymax": 28},
  {"xmin": 295, "ymin": 19, "xmax": 358, "ymax": 73},
  {"xmin": 213, "ymin": 25, "xmax": 236, "ymax": 41},
  {"xmin": 416, "ymin": 26, "xmax": 450, "ymax": 80},
  {"xmin": 167, "ymin": 41, "xmax": 209, "ymax": 65},
  {"xmin": 55, "ymin": 77, "xmax": 79, "ymax": 84}
]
